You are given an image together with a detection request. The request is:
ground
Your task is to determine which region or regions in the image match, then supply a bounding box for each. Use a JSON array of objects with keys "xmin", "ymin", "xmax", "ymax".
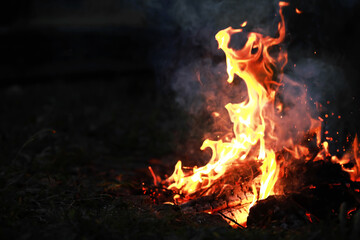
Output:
[{"xmin": 0, "ymin": 77, "xmax": 359, "ymax": 240}]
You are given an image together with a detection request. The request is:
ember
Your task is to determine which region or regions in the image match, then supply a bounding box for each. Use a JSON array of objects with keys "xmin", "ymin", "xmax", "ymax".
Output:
[{"xmin": 145, "ymin": 1, "xmax": 360, "ymax": 228}]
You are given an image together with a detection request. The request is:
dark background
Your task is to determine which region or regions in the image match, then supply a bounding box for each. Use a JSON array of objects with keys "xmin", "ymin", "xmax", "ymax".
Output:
[
  {"xmin": 0, "ymin": 0, "xmax": 150, "ymax": 84},
  {"xmin": 1, "ymin": 0, "xmax": 360, "ymax": 239},
  {"xmin": 1, "ymin": 0, "xmax": 360, "ymax": 153}
]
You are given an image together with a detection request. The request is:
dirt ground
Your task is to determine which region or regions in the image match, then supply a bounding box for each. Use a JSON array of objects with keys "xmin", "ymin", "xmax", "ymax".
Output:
[{"xmin": 0, "ymin": 77, "xmax": 359, "ymax": 240}]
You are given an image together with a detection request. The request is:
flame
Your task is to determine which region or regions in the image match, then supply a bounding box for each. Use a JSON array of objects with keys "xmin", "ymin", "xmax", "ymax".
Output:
[
  {"xmin": 331, "ymin": 135, "xmax": 360, "ymax": 182},
  {"xmin": 164, "ymin": 2, "xmax": 289, "ymax": 226},
  {"xmin": 145, "ymin": 0, "xmax": 360, "ymax": 228}
]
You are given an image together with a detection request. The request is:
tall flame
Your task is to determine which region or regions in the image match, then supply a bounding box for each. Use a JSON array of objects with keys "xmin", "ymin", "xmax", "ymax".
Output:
[{"xmin": 165, "ymin": 2, "xmax": 290, "ymax": 226}]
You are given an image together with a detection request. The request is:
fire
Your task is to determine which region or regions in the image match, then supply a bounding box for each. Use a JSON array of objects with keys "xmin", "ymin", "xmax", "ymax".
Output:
[
  {"xmin": 148, "ymin": 1, "xmax": 360, "ymax": 228},
  {"xmin": 164, "ymin": 2, "xmax": 289, "ymax": 226},
  {"xmin": 331, "ymin": 135, "xmax": 360, "ymax": 182}
]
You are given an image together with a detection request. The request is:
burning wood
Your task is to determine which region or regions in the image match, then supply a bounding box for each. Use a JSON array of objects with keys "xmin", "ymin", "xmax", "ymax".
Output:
[
  {"xmin": 142, "ymin": 1, "xmax": 360, "ymax": 228},
  {"xmin": 179, "ymin": 185, "xmax": 253, "ymax": 214}
]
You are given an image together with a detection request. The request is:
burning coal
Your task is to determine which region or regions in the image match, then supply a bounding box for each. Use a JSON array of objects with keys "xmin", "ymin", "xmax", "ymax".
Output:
[{"xmin": 146, "ymin": 1, "xmax": 360, "ymax": 227}]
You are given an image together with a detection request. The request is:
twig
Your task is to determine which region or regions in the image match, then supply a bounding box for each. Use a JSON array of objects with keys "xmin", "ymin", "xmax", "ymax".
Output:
[{"xmin": 217, "ymin": 211, "xmax": 245, "ymax": 229}]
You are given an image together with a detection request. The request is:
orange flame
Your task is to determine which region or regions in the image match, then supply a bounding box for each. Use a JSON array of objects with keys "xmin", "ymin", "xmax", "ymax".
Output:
[
  {"xmin": 148, "ymin": 1, "xmax": 360, "ymax": 228},
  {"xmin": 331, "ymin": 135, "xmax": 360, "ymax": 182},
  {"xmin": 165, "ymin": 2, "xmax": 290, "ymax": 226}
]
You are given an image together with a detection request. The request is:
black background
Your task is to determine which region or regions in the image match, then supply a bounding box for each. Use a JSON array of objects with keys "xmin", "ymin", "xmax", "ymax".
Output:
[{"xmin": 1, "ymin": 0, "xmax": 360, "ymax": 163}]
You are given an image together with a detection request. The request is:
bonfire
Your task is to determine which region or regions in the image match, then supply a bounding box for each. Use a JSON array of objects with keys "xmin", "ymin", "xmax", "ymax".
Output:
[{"xmin": 145, "ymin": 1, "xmax": 360, "ymax": 228}]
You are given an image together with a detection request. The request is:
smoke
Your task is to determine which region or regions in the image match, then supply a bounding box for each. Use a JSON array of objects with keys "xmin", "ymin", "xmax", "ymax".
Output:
[
  {"xmin": 291, "ymin": 57, "xmax": 356, "ymax": 154},
  {"xmin": 270, "ymin": 52, "xmax": 358, "ymax": 155},
  {"xmin": 139, "ymin": 0, "xmax": 280, "ymax": 32},
  {"xmin": 292, "ymin": 58, "xmax": 348, "ymax": 105},
  {"xmin": 136, "ymin": 0, "xmax": 282, "ymax": 109},
  {"xmin": 134, "ymin": 0, "xmax": 360, "ymax": 156}
]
